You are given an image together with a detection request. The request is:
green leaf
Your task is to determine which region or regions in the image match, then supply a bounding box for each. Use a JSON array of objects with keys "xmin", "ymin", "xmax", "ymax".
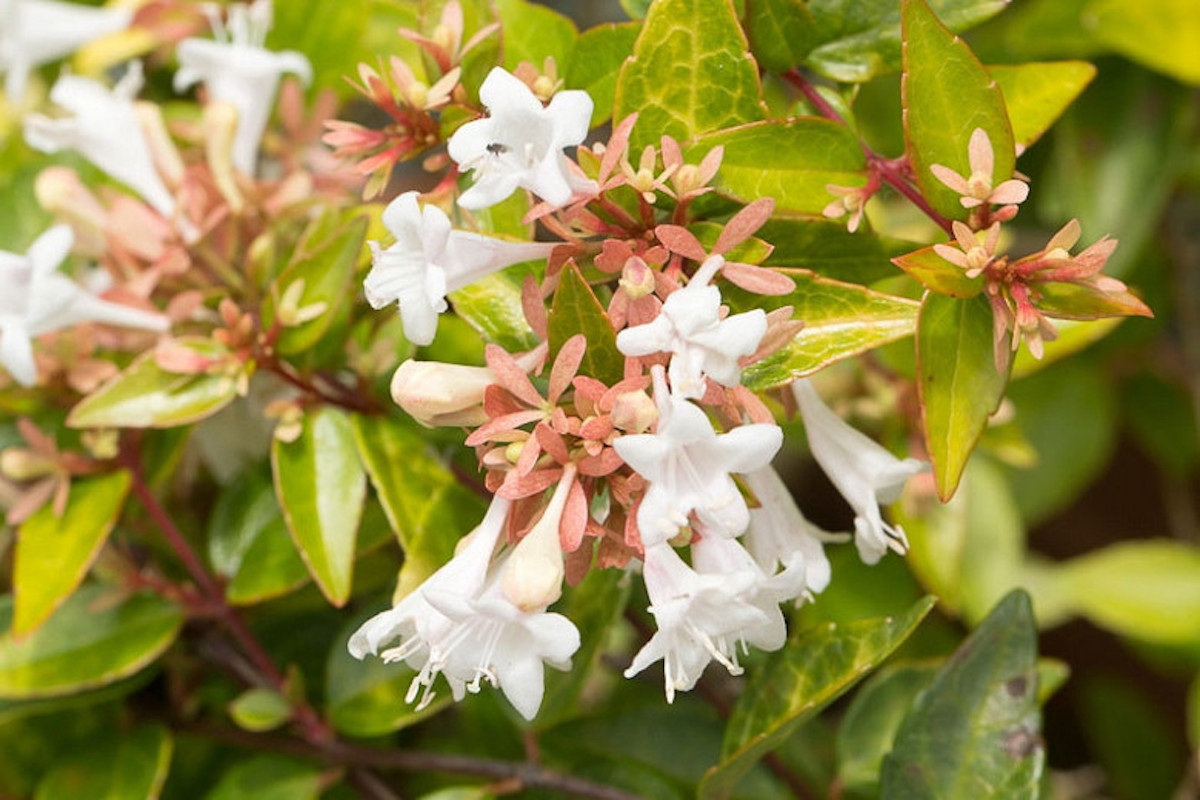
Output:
[
  {"xmin": 325, "ymin": 607, "xmax": 449, "ymax": 737},
  {"xmin": 614, "ymin": 0, "xmax": 765, "ymax": 151},
  {"xmin": 902, "ymin": 0, "xmax": 1015, "ymax": 221},
  {"xmin": 565, "ymin": 23, "xmax": 641, "ymax": 127},
  {"xmin": 204, "ymin": 756, "xmax": 323, "ymax": 800},
  {"xmin": 685, "ymin": 119, "xmax": 865, "ymax": 215},
  {"xmin": 697, "ymin": 596, "xmax": 935, "ymax": 799},
  {"xmin": 272, "ymin": 407, "xmax": 366, "ymax": 607},
  {"xmin": 35, "ymin": 724, "xmax": 171, "ymax": 800},
  {"xmin": 1034, "ymin": 280, "xmax": 1153, "ymax": 321},
  {"xmin": 268, "ymin": 0, "xmax": 372, "ymax": 95},
  {"xmin": 14, "ymin": 471, "xmax": 130, "ymax": 636},
  {"xmin": 66, "ymin": 338, "xmax": 247, "ymax": 429},
  {"xmin": 1084, "ymin": 0, "xmax": 1200, "ymax": 85},
  {"xmin": 208, "ymin": 474, "xmax": 311, "ymax": 605},
  {"xmin": 758, "ymin": 217, "xmax": 900, "ymax": 285},
  {"xmin": 881, "ymin": 591, "xmax": 1043, "ymax": 799},
  {"xmin": 892, "ymin": 245, "xmax": 984, "ymax": 298},
  {"xmin": 547, "ymin": 261, "xmax": 624, "ymax": 385},
  {"xmin": 497, "ymin": 0, "xmax": 578, "ymax": 71},
  {"xmin": 229, "ymin": 688, "xmax": 293, "ymax": 733},
  {"xmin": 742, "ymin": 0, "xmax": 819, "ymax": 73},
  {"xmin": 837, "ymin": 662, "xmax": 940, "ymax": 794},
  {"xmin": 263, "ymin": 211, "xmax": 367, "ymax": 356},
  {"xmin": 989, "ymin": 61, "xmax": 1096, "ymax": 148},
  {"xmin": 1010, "ymin": 317, "xmax": 1123, "ymax": 379},
  {"xmin": 1061, "ymin": 541, "xmax": 1200, "ymax": 647},
  {"xmin": 917, "ymin": 292, "xmax": 1009, "ymax": 500},
  {"xmin": 735, "ymin": 270, "xmax": 920, "ymax": 391},
  {"xmin": 804, "ymin": 0, "xmax": 1008, "ymax": 83},
  {"xmin": 450, "ymin": 271, "xmax": 539, "ymax": 352},
  {"xmin": 0, "ymin": 586, "xmax": 183, "ymax": 699},
  {"xmin": 350, "ymin": 414, "xmax": 487, "ymax": 600}
]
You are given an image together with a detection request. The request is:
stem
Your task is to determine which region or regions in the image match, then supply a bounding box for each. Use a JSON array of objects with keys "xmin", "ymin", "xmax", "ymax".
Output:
[
  {"xmin": 263, "ymin": 356, "xmax": 382, "ymax": 416},
  {"xmin": 783, "ymin": 69, "xmax": 954, "ymax": 236},
  {"xmin": 178, "ymin": 722, "xmax": 646, "ymax": 800}
]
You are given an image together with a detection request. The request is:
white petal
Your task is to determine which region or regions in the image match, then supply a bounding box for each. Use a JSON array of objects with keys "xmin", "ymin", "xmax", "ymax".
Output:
[{"xmin": 0, "ymin": 323, "xmax": 37, "ymax": 386}]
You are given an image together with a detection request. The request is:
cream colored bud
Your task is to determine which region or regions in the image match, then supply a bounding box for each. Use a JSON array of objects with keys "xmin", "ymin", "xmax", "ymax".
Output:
[
  {"xmin": 0, "ymin": 449, "xmax": 57, "ymax": 482},
  {"xmin": 390, "ymin": 359, "xmax": 494, "ymax": 427},
  {"xmin": 501, "ymin": 471, "xmax": 573, "ymax": 611},
  {"xmin": 531, "ymin": 75, "xmax": 556, "ymax": 102},
  {"xmin": 134, "ymin": 100, "xmax": 185, "ymax": 187},
  {"xmin": 672, "ymin": 163, "xmax": 702, "ymax": 195},
  {"xmin": 203, "ymin": 101, "xmax": 245, "ymax": 212},
  {"xmin": 504, "ymin": 440, "xmax": 525, "ymax": 464},
  {"xmin": 35, "ymin": 167, "xmax": 108, "ymax": 256},
  {"xmin": 610, "ymin": 389, "xmax": 657, "ymax": 433},
  {"xmin": 619, "ymin": 256, "xmax": 656, "ymax": 300}
]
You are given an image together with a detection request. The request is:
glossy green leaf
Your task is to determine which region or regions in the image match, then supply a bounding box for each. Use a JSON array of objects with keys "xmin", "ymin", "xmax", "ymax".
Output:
[
  {"xmin": 989, "ymin": 61, "xmax": 1096, "ymax": 148},
  {"xmin": 0, "ymin": 674, "xmax": 152, "ymax": 729},
  {"xmin": 208, "ymin": 474, "xmax": 311, "ymax": 605},
  {"xmin": 742, "ymin": 0, "xmax": 818, "ymax": 73},
  {"xmin": 758, "ymin": 217, "xmax": 899, "ymax": 285},
  {"xmin": 736, "ymin": 270, "xmax": 920, "ymax": 391},
  {"xmin": 205, "ymin": 756, "xmax": 323, "ymax": 800},
  {"xmin": 350, "ymin": 414, "xmax": 486, "ymax": 599},
  {"xmin": 0, "ymin": 586, "xmax": 183, "ymax": 699},
  {"xmin": 268, "ymin": 0, "xmax": 372, "ymax": 95},
  {"xmin": 450, "ymin": 271, "xmax": 539, "ymax": 352},
  {"xmin": 547, "ymin": 261, "xmax": 624, "ymax": 385},
  {"xmin": 698, "ymin": 596, "xmax": 936, "ymax": 799},
  {"xmin": 686, "ymin": 119, "xmax": 865, "ymax": 215},
  {"xmin": 804, "ymin": 0, "xmax": 1008, "ymax": 83},
  {"xmin": 325, "ymin": 607, "xmax": 449, "ymax": 737},
  {"xmin": 917, "ymin": 292, "xmax": 1010, "ymax": 500},
  {"xmin": 264, "ymin": 211, "xmax": 367, "ymax": 356},
  {"xmin": 66, "ymin": 338, "xmax": 246, "ymax": 430},
  {"xmin": 892, "ymin": 245, "xmax": 984, "ymax": 298},
  {"xmin": 1034, "ymin": 281, "xmax": 1153, "ymax": 321},
  {"xmin": 565, "ymin": 22, "xmax": 641, "ymax": 127},
  {"xmin": 903, "ymin": 0, "xmax": 1015, "ymax": 221},
  {"xmin": 614, "ymin": 0, "xmax": 765, "ymax": 151},
  {"xmin": 14, "ymin": 471, "xmax": 130, "ymax": 636},
  {"xmin": 1085, "ymin": 0, "xmax": 1200, "ymax": 85},
  {"xmin": 881, "ymin": 591, "xmax": 1043, "ymax": 799},
  {"xmin": 35, "ymin": 724, "xmax": 171, "ymax": 800},
  {"xmin": 229, "ymin": 688, "xmax": 292, "ymax": 733},
  {"xmin": 1061, "ymin": 541, "xmax": 1200, "ymax": 646},
  {"xmin": 272, "ymin": 407, "xmax": 366, "ymax": 607},
  {"xmin": 497, "ymin": 0, "xmax": 577, "ymax": 71},
  {"xmin": 840, "ymin": 656, "xmax": 1066, "ymax": 795},
  {"xmin": 1078, "ymin": 676, "xmax": 1185, "ymax": 800}
]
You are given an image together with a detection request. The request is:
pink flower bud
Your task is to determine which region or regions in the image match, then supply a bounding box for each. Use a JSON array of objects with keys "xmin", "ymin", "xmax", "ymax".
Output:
[
  {"xmin": 389, "ymin": 359, "xmax": 494, "ymax": 427},
  {"xmin": 619, "ymin": 256, "xmax": 656, "ymax": 300},
  {"xmin": 610, "ymin": 388, "xmax": 657, "ymax": 433}
]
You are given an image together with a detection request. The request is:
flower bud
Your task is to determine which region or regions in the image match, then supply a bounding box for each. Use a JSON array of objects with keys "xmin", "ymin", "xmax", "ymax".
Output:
[
  {"xmin": 390, "ymin": 359, "xmax": 494, "ymax": 427},
  {"xmin": 610, "ymin": 388, "xmax": 657, "ymax": 433},
  {"xmin": 619, "ymin": 256, "xmax": 655, "ymax": 300},
  {"xmin": 501, "ymin": 471, "xmax": 573, "ymax": 610},
  {"xmin": 203, "ymin": 100, "xmax": 245, "ymax": 212},
  {"xmin": 35, "ymin": 167, "xmax": 108, "ymax": 257},
  {"xmin": 0, "ymin": 448, "xmax": 57, "ymax": 482}
]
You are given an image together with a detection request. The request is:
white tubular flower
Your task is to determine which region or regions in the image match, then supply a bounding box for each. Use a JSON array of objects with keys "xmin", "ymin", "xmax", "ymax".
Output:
[
  {"xmin": 614, "ymin": 367, "xmax": 782, "ymax": 547},
  {"xmin": 365, "ymin": 191, "xmax": 556, "ymax": 346},
  {"xmin": 791, "ymin": 380, "xmax": 926, "ymax": 565},
  {"xmin": 0, "ymin": 225, "xmax": 168, "ymax": 386},
  {"xmin": 501, "ymin": 465, "xmax": 575, "ymax": 612},
  {"xmin": 616, "ymin": 256, "xmax": 766, "ymax": 399},
  {"xmin": 742, "ymin": 466, "xmax": 843, "ymax": 596},
  {"xmin": 24, "ymin": 64, "xmax": 176, "ymax": 219},
  {"xmin": 447, "ymin": 66, "xmax": 595, "ymax": 210},
  {"xmin": 174, "ymin": 0, "xmax": 311, "ymax": 175},
  {"xmin": 0, "ymin": 0, "xmax": 133, "ymax": 103},
  {"xmin": 625, "ymin": 542, "xmax": 769, "ymax": 702},
  {"xmin": 347, "ymin": 494, "xmax": 581, "ymax": 721}
]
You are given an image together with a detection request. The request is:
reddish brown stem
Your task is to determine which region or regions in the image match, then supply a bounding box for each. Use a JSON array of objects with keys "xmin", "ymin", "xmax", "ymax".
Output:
[{"xmin": 783, "ymin": 69, "xmax": 954, "ymax": 236}]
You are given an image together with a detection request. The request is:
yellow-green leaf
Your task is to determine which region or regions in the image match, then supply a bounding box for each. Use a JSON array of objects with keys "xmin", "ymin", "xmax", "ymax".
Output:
[
  {"xmin": 271, "ymin": 407, "xmax": 366, "ymax": 607},
  {"xmin": 990, "ymin": 61, "xmax": 1096, "ymax": 148},
  {"xmin": 14, "ymin": 471, "xmax": 130, "ymax": 636},
  {"xmin": 35, "ymin": 724, "xmax": 172, "ymax": 800},
  {"xmin": 1085, "ymin": 0, "xmax": 1200, "ymax": 85}
]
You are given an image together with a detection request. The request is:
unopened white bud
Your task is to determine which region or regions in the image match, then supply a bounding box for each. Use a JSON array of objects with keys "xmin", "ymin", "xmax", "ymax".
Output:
[{"xmin": 390, "ymin": 359, "xmax": 494, "ymax": 427}]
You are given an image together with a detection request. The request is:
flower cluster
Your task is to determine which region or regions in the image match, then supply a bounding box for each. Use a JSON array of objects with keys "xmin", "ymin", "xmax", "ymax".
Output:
[{"xmin": 348, "ymin": 67, "xmax": 927, "ymax": 717}]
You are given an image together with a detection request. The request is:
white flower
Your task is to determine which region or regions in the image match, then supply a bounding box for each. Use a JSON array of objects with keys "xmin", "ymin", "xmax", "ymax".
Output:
[
  {"xmin": 613, "ymin": 366, "xmax": 782, "ymax": 547},
  {"xmin": 24, "ymin": 63, "xmax": 176, "ymax": 219},
  {"xmin": 174, "ymin": 0, "xmax": 311, "ymax": 175},
  {"xmin": 347, "ymin": 494, "xmax": 581, "ymax": 721},
  {"xmin": 365, "ymin": 191, "xmax": 556, "ymax": 345},
  {"xmin": 447, "ymin": 66, "xmax": 595, "ymax": 210},
  {"xmin": 389, "ymin": 359, "xmax": 494, "ymax": 427},
  {"xmin": 625, "ymin": 542, "xmax": 769, "ymax": 702},
  {"xmin": 0, "ymin": 0, "xmax": 133, "ymax": 103},
  {"xmin": 742, "ymin": 466, "xmax": 844, "ymax": 597},
  {"xmin": 791, "ymin": 380, "xmax": 926, "ymax": 565},
  {"xmin": 0, "ymin": 225, "xmax": 168, "ymax": 386},
  {"xmin": 616, "ymin": 256, "xmax": 766, "ymax": 399}
]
